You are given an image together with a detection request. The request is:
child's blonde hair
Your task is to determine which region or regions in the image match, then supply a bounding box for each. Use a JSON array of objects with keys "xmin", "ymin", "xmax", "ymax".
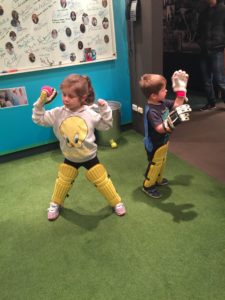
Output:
[
  {"xmin": 60, "ymin": 74, "xmax": 95, "ymax": 105},
  {"xmin": 139, "ymin": 74, "xmax": 167, "ymax": 99}
]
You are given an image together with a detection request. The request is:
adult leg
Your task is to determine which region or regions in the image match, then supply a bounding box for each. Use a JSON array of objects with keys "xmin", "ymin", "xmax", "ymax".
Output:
[
  {"xmin": 212, "ymin": 50, "xmax": 225, "ymax": 102},
  {"xmin": 200, "ymin": 53, "xmax": 216, "ymax": 109}
]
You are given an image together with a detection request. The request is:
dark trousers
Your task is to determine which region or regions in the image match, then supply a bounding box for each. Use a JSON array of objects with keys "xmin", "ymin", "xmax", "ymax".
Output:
[
  {"xmin": 64, "ymin": 156, "xmax": 100, "ymax": 170},
  {"xmin": 200, "ymin": 50, "xmax": 225, "ymax": 105}
]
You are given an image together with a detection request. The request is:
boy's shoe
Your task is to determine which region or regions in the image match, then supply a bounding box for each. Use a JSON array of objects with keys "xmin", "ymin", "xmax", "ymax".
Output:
[
  {"xmin": 47, "ymin": 202, "xmax": 60, "ymax": 221},
  {"xmin": 199, "ymin": 104, "xmax": 216, "ymax": 111},
  {"xmin": 142, "ymin": 186, "xmax": 162, "ymax": 199},
  {"xmin": 114, "ymin": 203, "xmax": 126, "ymax": 216},
  {"xmin": 156, "ymin": 178, "xmax": 169, "ymax": 186}
]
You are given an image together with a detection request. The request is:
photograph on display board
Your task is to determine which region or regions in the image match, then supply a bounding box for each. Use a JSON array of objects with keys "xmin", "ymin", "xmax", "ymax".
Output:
[
  {"xmin": 0, "ymin": 87, "xmax": 28, "ymax": 109},
  {"xmin": 0, "ymin": 0, "xmax": 116, "ymax": 75}
]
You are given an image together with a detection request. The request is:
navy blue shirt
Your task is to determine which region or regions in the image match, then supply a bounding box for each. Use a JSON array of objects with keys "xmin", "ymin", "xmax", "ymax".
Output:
[{"xmin": 144, "ymin": 99, "xmax": 174, "ymax": 153}]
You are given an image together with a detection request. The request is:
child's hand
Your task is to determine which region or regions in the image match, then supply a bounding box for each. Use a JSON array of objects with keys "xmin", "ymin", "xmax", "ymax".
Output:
[
  {"xmin": 172, "ymin": 70, "xmax": 189, "ymax": 97},
  {"xmin": 97, "ymin": 99, "xmax": 107, "ymax": 106},
  {"xmin": 164, "ymin": 104, "xmax": 192, "ymax": 132},
  {"xmin": 40, "ymin": 86, "xmax": 57, "ymax": 105},
  {"xmin": 90, "ymin": 99, "xmax": 108, "ymax": 112}
]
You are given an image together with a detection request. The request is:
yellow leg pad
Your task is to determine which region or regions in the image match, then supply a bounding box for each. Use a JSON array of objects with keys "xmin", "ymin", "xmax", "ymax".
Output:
[
  {"xmin": 85, "ymin": 164, "xmax": 121, "ymax": 207},
  {"xmin": 51, "ymin": 163, "xmax": 78, "ymax": 206},
  {"xmin": 144, "ymin": 143, "xmax": 168, "ymax": 188},
  {"xmin": 157, "ymin": 154, "xmax": 167, "ymax": 183},
  {"xmin": 157, "ymin": 143, "xmax": 168, "ymax": 183},
  {"xmin": 144, "ymin": 164, "xmax": 162, "ymax": 188}
]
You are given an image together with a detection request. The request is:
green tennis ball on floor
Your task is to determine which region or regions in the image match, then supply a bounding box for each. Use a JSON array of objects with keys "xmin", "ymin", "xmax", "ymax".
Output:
[{"xmin": 110, "ymin": 140, "xmax": 118, "ymax": 148}]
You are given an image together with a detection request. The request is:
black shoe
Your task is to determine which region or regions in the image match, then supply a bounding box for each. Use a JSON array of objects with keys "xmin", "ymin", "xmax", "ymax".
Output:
[
  {"xmin": 199, "ymin": 104, "xmax": 216, "ymax": 111},
  {"xmin": 142, "ymin": 186, "xmax": 162, "ymax": 199}
]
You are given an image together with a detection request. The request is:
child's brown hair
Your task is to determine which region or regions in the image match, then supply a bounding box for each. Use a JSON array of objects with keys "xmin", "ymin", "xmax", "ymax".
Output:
[
  {"xmin": 60, "ymin": 74, "xmax": 95, "ymax": 105},
  {"xmin": 139, "ymin": 74, "xmax": 167, "ymax": 99}
]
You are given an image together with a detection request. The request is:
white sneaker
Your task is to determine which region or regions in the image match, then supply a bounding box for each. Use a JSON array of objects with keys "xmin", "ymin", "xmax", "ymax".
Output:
[
  {"xmin": 47, "ymin": 202, "xmax": 60, "ymax": 221},
  {"xmin": 114, "ymin": 203, "xmax": 126, "ymax": 216}
]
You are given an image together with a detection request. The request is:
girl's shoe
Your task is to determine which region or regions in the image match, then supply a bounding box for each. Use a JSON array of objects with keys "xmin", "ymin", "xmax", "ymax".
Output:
[
  {"xmin": 114, "ymin": 203, "xmax": 126, "ymax": 216},
  {"xmin": 47, "ymin": 202, "xmax": 60, "ymax": 221}
]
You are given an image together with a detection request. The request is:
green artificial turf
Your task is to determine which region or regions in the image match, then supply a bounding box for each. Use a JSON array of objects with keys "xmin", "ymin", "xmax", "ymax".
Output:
[{"xmin": 0, "ymin": 130, "xmax": 225, "ymax": 300}]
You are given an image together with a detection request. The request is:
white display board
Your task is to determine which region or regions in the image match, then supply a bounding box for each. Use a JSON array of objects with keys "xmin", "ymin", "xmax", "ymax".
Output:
[{"xmin": 0, "ymin": 0, "xmax": 116, "ymax": 75}]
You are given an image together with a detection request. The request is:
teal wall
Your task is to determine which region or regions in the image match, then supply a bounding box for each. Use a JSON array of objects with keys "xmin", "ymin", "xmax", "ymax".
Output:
[{"xmin": 0, "ymin": 0, "xmax": 131, "ymax": 155}]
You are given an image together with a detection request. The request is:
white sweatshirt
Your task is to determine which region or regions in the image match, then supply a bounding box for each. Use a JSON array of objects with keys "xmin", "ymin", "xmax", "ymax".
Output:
[{"xmin": 32, "ymin": 101, "xmax": 112, "ymax": 163}]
